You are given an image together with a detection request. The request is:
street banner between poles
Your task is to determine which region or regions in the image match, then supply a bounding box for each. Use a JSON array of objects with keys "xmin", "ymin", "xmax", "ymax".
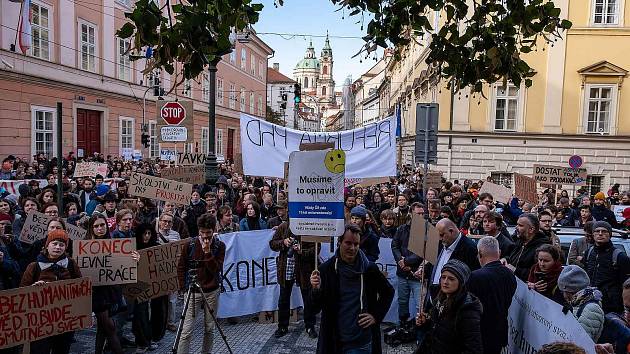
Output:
[
  {"xmin": 73, "ymin": 238, "xmax": 138, "ymax": 286},
  {"xmin": 240, "ymin": 113, "xmax": 397, "ymax": 179},
  {"xmin": 507, "ymin": 279, "xmax": 595, "ymax": 354},
  {"xmin": 0, "ymin": 277, "xmax": 93, "ymax": 350},
  {"xmin": 480, "ymin": 181, "xmax": 512, "ymax": 204},
  {"xmin": 288, "ymin": 150, "xmax": 345, "ymax": 237},
  {"xmin": 129, "ymin": 172, "xmax": 192, "ymax": 205}
]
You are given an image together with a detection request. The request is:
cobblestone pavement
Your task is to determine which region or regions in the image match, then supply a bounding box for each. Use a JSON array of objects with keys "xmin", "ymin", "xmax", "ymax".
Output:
[{"xmin": 71, "ymin": 308, "xmax": 416, "ymax": 354}]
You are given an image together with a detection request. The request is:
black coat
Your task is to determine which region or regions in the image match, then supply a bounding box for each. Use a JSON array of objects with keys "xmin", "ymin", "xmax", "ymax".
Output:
[
  {"xmin": 391, "ymin": 223, "xmax": 422, "ymax": 278},
  {"xmin": 592, "ymin": 205, "xmax": 620, "ymax": 229},
  {"xmin": 467, "ymin": 261, "xmax": 517, "ymax": 354},
  {"xmin": 507, "ymin": 231, "xmax": 551, "ymax": 282},
  {"xmin": 419, "ymin": 292, "xmax": 483, "ymax": 354},
  {"xmin": 432, "ymin": 235, "xmax": 481, "ymax": 277},
  {"xmin": 311, "ymin": 254, "xmax": 394, "ymax": 354},
  {"xmin": 583, "ymin": 241, "xmax": 630, "ymax": 313},
  {"xmin": 360, "ymin": 227, "xmax": 380, "ymax": 262}
]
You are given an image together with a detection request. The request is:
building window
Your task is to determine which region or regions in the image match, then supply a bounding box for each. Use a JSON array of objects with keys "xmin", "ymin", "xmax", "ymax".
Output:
[
  {"xmin": 584, "ymin": 85, "xmax": 615, "ymax": 134},
  {"xmin": 201, "ymin": 127, "xmax": 209, "ymax": 154},
  {"xmin": 184, "ymin": 143, "xmax": 192, "ymax": 154},
  {"xmin": 490, "ymin": 172, "xmax": 513, "ymax": 188},
  {"xmin": 240, "ymin": 48, "xmax": 247, "ymax": 70},
  {"xmin": 493, "ymin": 84, "xmax": 519, "ymax": 131},
  {"xmin": 304, "ymin": 77, "xmax": 309, "ymax": 89},
  {"xmin": 115, "ymin": 0, "xmax": 132, "ymax": 7},
  {"xmin": 217, "ymin": 78, "xmax": 224, "ymax": 106},
  {"xmin": 32, "ymin": 106, "xmax": 55, "ymax": 157},
  {"xmin": 230, "ymin": 50, "xmax": 236, "ymax": 64},
  {"xmin": 586, "ymin": 175, "xmax": 604, "ymax": 196},
  {"xmin": 202, "ymin": 73, "xmax": 210, "ymax": 102},
  {"xmin": 149, "ymin": 121, "xmax": 158, "ymax": 158},
  {"xmin": 31, "ymin": 3, "xmax": 50, "ymax": 60},
  {"xmin": 229, "ymin": 83, "xmax": 236, "ymax": 109},
  {"xmin": 322, "ymin": 86, "xmax": 327, "ymax": 96},
  {"xmin": 216, "ymin": 129, "xmax": 224, "ymax": 155},
  {"xmin": 323, "ymin": 65, "xmax": 328, "ymax": 75},
  {"xmin": 240, "ymin": 88, "xmax": 246, "ymax": 111},
  {"xmin": 79, "ymin": 21, "xmax": 96, "ymax": 72},
  {"xmin": 249, "ymin": 92, "xmax": 255, "ymax": 113},
  {"xmin": 259, "ymin": 61, "xmax": 264, "ymax": 79},
  {"xmin": 592, "ymin": 0, "xmax": 619, "ymax": 25},
  {"xmin": 120, "ymin": 117, "xmax": 134, "ymax": 152},
  {"xmin": 117, "ymin": 37, "xmax": 131, "ymax": 81},
  {"xmin": 251, "ymin": 54, "xmax": 256, "ymax": 75},
  {"xmin": 182, "ymin": 79, "xmax": 192, "ymax": 98},
  {"xmin": 258, "ymin": 95, "xmax": 263, "ymax": 116}
]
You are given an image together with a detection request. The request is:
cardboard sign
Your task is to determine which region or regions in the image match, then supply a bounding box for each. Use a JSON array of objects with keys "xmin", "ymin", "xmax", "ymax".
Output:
[
  {"xmin": 408, "ymin": 214, "xmax": 439, "ymax": 265},
  {"xmin": 73, "ymin": 238, "xmax": 137, "ymax": 286},
  {"xmin": 344, "ymin": 176, "xmax": 391, "ymax": 187},
  {"xmin": 18, "ymin": 212, "xmax": 87, "ymax": 244},
  {"xmin": 479, "ymin": 181, "xmax": 512, "ymax": 204},
  {"xmin": 160, "ymin": 165, "xmax": 205, "ymax": 184},
  {"xmin": 424, "ymin": 172, "xmax": 443, "ymax": 190},
  {"xmin": 514, "ymin": 173, "xmax": 538, "ymax": 204},
  {"xmin": 129, "ymin": 172, "xmax": 192, "ymax": 205},
  {"xmin": 157, "ymin": 100, "xmax": 194, "ymax": 144},
  {"xmin": 123, "ymin": 240, "xmax": 187, "ymax": 302},
  {"xmin": 0, "ymin": 277, "xmax": 93, "ymax": 349},
  {"xmin": 533, "ymin": 164, "xmax": 587, "ymax": 186},
  {"xmin": 288, "ymin": 149, "xmax": 345, "ymax": 237},
  {"xmin": 73, "ymin": 162, "xmax": 108, "ymax": 178},
  {"xmin": 177, "ymin": 152, "xmax": 206, "ymax": 165},
  {"xmin": 613, "ymin": 205, "xmax": 628, "ymax": 222}
]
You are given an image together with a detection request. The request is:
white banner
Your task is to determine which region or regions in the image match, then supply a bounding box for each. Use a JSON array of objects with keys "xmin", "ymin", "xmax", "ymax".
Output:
[
  {"xmin": 507, "ymin": 279, "xmax": 595, "ymax": 353},
  {"xmin": 0, "ymin": 179, "xmax": 47, "ymax": 196},
  {"xmin": 240, "ymin": 113, "xmax": 397, "ymax": 179}
]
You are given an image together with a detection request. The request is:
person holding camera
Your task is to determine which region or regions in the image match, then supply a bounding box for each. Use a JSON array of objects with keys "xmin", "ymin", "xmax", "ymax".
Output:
[
  {"xmin": 269, "ymin": 218, "xmax": 319, "ymax": 338},
  {"xmin": 176, "ymin": 213, "xmax": 225, "ymax": 354}
]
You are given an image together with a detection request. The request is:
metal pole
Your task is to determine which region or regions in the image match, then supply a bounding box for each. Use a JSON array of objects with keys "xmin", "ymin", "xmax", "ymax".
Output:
[
  {"xmin": 205, "ymin": 60, "xmax": 220, "ymax": 186},
  {"xmin": 142, "ymin": 87, "xmax": 151, "ymax": 158},
  {"xmin": 418, "ymin": 104, "xmax": 431, "ymax": 314},
  {"xmin": 56, "ymin": 102, "xmax": 63, "ymax": 212}
]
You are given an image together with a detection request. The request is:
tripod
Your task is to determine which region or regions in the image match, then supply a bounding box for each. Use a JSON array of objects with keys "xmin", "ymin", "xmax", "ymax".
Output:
[{"xmin": 171, "ymin": 271, "xmax": 233, "ymax": 354}]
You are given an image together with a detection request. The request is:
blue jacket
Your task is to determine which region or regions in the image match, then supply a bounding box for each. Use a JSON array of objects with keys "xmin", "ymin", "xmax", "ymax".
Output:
[
  {"xmin": 112, "ymin": 228, "xmax": 134, "ymax": 239},
  {"xmin": 239, "ymin": 218, "xmax": 268, "ymax": 231}
]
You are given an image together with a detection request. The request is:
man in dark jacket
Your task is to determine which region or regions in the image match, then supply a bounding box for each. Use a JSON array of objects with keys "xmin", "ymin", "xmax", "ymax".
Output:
[
  {"xmin": 468, "ymin": 236, "xmax": 517, "ymax": 354},
  {"xmin": 482, "ymin": 211, "xmax": 515, "ymax": 258},
  {"xmin": 350, "ymin": 206, "xmax": 380, "ymax": 262},
  {"xmin": 583, "ymin": 220, "xmax": 630, "ymax": 313},
  {"xmin": 592, "ymin": 192, "xmax": 620, "ymax": 228},
  {"xmin": 267, "ymin": 200, "xmax": 288, "ymax": 229},
  {"xmin": 269, "ymin": 220, "xmax": 318, "ymax": 338},
  {"xmin": 505, "ymin": 213, "xmax": 551, "ymax": 282},
  {"xmin": 391, "ymin": 209, "xmax": 424, "ymax": 325},
  {"xmin": 310, "ymin": 224, "xmax": 394, "ymax": 354}
]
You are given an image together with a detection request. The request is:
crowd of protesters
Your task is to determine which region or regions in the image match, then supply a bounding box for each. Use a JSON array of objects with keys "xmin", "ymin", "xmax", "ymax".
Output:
[{"xmin": 1, "ymin": 153, "xmax": 630, "ymax": 354}]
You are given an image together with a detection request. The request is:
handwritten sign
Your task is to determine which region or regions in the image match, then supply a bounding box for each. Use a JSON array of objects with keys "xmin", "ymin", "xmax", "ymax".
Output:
[
  {"xmin": 514, "ymin": 173, "xmax": 538, "ymax": 204},
  {"xmin": 160, "ymin": 149, "xmax": 177, "ymax": 162},
  {"xmin": 479, "ymin": 181, "xmax": 512, "ymax": 204},
  {"xmin": 129, "ymin": 173, "xmax": 192, "ymax": 205},
  {"xmin": 424, "ymin": 172, "xmax": 443, "ymax": 190},
  {"xmin": 18, "ymin": 212, "xmax": 87, "ymax": 244},
  {"xmin": 533, "ymin": 164, "xmax": 587, "ymax": 186},
  {"xmin": 160, "ymin": 165, "xmax": 205, "ymax": 184},
  {"xmin": 73, "ymin": 162, "xmax": 108, "ymax": 178},
  {"xmin": 0, "ymin": 277, "xmax": 93, "ymax": 349},
  {"xmin": 240, "ymin": 113, "xmax": 397, "ymax": 179},
  {"xmin": 177, "ymin": 152, "xmax": 206, "ymax": 166},
  {"xmin": 73, "ymin": 238, "xmax": 137, "ymax": 286},
  {"xmin": 123, "ymin": 240, "xmax": 187, "ymax": 302}
]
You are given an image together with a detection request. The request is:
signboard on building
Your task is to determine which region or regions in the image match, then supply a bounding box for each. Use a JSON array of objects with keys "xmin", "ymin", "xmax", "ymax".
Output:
[
  {"xmin": 157, "ymin": 101, "xmax": 194, "ymax": 143},
  {"xmin": 288, "ymin": 149, "xmax": 345, "ymax": 237},
  {"xmin": 533, "ymin": 164, "xmax": 587, "ymax": 186}
]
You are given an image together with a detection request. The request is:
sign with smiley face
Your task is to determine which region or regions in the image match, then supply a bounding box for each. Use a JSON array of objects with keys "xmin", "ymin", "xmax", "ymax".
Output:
[{"xmin": 288, "ymin": 149, "xmax": 345, "ymax": 237}]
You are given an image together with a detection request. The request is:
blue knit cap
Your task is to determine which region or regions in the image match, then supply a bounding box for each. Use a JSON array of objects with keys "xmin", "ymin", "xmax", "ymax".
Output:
[{"xmin": 350, "ymin": 206, "xmax": 368, "ymax": 219}]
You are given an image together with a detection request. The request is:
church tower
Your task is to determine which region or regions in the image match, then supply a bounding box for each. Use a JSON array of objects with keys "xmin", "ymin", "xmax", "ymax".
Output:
[
  {"xmin": 293, "ymin": 40, "xmax": 320, "ymax": 97},
  {"xmin": 318, "ymin": 33, "xmax": 335, "ymax": 103}
]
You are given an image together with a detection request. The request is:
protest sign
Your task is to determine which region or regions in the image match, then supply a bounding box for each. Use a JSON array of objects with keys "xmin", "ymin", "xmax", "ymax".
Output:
[
  {"xmin": 123, "ymin": 240, "xmax": 187, "ymax": 302},
  {"xmin": 130, "ymin": 172, "xmax": 192, "ymax": 205},
  {"xmin": 0, "ymin": 179, "xmax": 47, "ymax": 196},
  {"xmin": 177, "ymin": 152, "xmax": 206, "ymax": 165},
  {"xmin": 157, "ymin": 100, "xmax": 194, "ymax": 144},
  {"xmin": 73, "ymin": 162, "xmax": 108, "ymax": 177},
  {"xmin": 0, "ymin": 277, "xmax": 93, "ymax": 349},
  {"xmin": 233, "ymin": 153, "xmax": 243, "ymax": 174},
  {"xmin": 160, "ymin": 165, "xmax": 205, "ymax": 184},
  {"xmin": 424, "ymin": 171, "xmax": 443, "ymax": 190},
  {"xmin": 479, "ymin": 181, "xmax": 512, "ymax": 204},
  {"xmin": 73, "ymin": 238, "xmax": 137, "ymax": 286},
  {"xmin": 507, "ymin": 279, "xmax": 595, "ymax": 354},
  {"xmin": 344, "ymin": 176, "xmax": 391, "ymax": 187},
  {"xmin": 407, "ymin": 214, "xmax": 439, "ymax": 265},
  {"xmin": 533, "ymin": 164, "xmax": 587, "ymax": 186},
  {"xmin": 288, "ymin": 149, "xmax": 345, "ymax": 237},
  {"xmin": 18, "ymin": 212, "xmax": 86, "ymax": 244},
  {"xmin": 514, "ymin": 173, "xmax": 538, "ymax": 203},
  {"xmin": 160, "ymin": 149, "xmax": 177, "ymax": 162},
  {"xmin": 613, "ymin": 205, "xmax": 628, "ymax": 222},
  {"xmin": 240, "ymin": 113, "xmax": 397, "ymax": 179}
]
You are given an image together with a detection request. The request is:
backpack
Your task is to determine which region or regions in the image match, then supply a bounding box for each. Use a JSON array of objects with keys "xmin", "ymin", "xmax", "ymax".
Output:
[{"xmin": 585, "ymin": 245, "xmax": 623, "ymax": 268}]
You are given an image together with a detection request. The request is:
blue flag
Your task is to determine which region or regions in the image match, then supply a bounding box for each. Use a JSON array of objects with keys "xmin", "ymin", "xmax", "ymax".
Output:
[{"xmin": 395, "ymin": 104, "xmax": 402, "ymax": 138}]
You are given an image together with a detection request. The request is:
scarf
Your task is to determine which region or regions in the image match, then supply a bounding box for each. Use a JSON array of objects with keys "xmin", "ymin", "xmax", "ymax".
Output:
[
  {"xmin": 527, "ymin": 260, "xmax": 563, "ymax": 298},
  {"xmin": 36, "ymin": 253, "xmax": 69, "ymax": 280}
]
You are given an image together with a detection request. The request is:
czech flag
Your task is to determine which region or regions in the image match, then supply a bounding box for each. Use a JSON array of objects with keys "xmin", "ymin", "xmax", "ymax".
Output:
[{"xmin": 17, "ymin": 0, "xmax": 32, "ymax": 54}]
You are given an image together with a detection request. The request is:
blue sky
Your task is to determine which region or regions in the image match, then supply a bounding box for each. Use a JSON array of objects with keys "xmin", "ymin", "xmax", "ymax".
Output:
[{"xmin": 254, "ymin": 0, "xmax": 381, "ymax": 88}]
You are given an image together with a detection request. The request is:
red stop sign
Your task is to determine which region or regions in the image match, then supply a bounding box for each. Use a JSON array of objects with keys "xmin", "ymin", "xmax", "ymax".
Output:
[{"xmin": 161, "ymin": 102, "xmax": 187, "ymax": 125}]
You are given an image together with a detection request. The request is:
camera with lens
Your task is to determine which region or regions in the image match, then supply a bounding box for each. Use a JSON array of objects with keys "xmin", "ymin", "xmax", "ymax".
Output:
[{"xmin": 287, "ymin": 238, "xmax": 299, "ymax": 257}]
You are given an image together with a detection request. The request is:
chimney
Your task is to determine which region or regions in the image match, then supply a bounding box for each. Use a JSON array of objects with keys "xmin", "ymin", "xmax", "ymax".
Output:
[{"xmin": 273, "ymin": 63, "xmax": 280, "ymax": 71}]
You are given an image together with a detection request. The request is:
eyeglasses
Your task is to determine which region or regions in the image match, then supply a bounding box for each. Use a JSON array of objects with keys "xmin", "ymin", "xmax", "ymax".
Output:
[{"xmin": 593, "ymin": 229, "xmax": 610, "ymax": 235}]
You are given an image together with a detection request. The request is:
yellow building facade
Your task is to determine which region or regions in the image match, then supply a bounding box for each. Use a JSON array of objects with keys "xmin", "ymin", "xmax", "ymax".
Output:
[{"xmin": 389, "ymin": 0, "xmax": 630, "ymax": 193}]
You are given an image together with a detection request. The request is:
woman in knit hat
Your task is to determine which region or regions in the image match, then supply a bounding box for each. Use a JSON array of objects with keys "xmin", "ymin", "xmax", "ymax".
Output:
[
  {"xmin": 20, "ymin": 229, "xmax": 82, "ymax": 354},
  {"xmin": 558, "ymin": 265, "xmax": 605, "ymax": 342},
  {"xmin": 415, "ymin": 259, "xmax": 483, "ymax": 354}
]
